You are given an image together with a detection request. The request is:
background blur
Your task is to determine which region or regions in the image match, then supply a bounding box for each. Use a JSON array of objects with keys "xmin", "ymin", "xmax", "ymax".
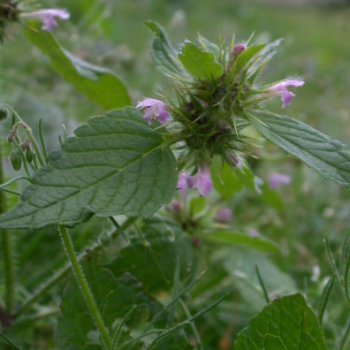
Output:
[{"xmin": 1, "ymin": 0, "xmax": 350, "ymax": 347}]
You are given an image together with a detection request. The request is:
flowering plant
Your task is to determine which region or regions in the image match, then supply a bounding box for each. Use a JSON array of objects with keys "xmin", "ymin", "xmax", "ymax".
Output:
[{"xmin": 0, "ymin": 2, "xmax": 350, "ymax": 349}]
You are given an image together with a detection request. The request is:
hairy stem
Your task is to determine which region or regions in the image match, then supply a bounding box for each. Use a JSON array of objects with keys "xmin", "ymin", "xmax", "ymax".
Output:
[
  {"xmin": 15, "ymin": 217, "xmax": 135, "ymax": 317},
  {"xmin": 59, "ymin": 225, "xmax": 112, "ymax": 349},
  {"xmin": 0, "ymin": 142, "xmax": 15, "ymax": 314}
]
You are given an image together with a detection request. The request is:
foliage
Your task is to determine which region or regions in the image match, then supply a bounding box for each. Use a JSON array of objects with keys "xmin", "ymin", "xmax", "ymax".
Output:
[{"xmin": 1, "ymin": 1, "xmax": 350, "ymax": 350}]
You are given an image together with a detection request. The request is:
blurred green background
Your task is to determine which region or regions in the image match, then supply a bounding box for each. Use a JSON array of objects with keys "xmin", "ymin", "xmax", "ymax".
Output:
[{"xmin": 1, "ymin": 0, "xmax": 350, "ymax": 348}]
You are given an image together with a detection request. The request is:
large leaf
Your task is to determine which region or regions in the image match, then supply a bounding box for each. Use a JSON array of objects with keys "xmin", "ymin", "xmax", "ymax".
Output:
[
  {"xmin": 108, "ymin": 219, "xmax": 193, "ymax": 293},
  {"xmin": 145, "ymin": 21, "xmax": 183, "ymax": 76},
  {"xmin": 178, "ymin": 42, "xmax": 223, "ymax": 81},
  {"xmin": 0, "ymin": 108, "xmax": 177, "ymax": 229},
  {"xmin": 25, "ymin": 27, "xmax": 130, "ymax": 109},
  {"xmin": 252, "ymin": 111, "xmax": 350, "ymax": 186},
  {"xmin": 233, "ymin": 294, "xmax": 328, "ymax": 350}
]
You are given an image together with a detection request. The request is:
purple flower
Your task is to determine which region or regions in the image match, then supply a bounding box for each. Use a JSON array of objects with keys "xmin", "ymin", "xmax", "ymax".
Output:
[
  {"xmin": 177, "ymin": 172, "xmax": 192, "ymax": 192},
  {"xmin": 170, "ymin": 200, "xmax": 181, "ymax": 213},
  {"xmin": 215, "ymin": 208, "xmax": 232, "ymax": 223},
  {"xmin": 194, "ymin": 167, "xmax": 213, "ymax": 196},
  {"xmin": 136, "ymin": 98, "xmax": 170, "ymax": 125},
  {"xmin": 269, "ymin": 79, "xmax": 304, "ymax": 108},
  {"xmin": 176, "ymin": 167, "xmax": 213, "ymax": 197},
  {"xmin": 21, "ymin": 9, "xmax": 70, "ymax": 31},
  {"xmin": 268, "ymin": 172, "xmax": 291, "ymax": 190}
]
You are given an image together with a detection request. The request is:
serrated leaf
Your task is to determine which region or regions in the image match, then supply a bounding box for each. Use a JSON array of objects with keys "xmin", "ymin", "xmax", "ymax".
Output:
[
  {"xmin": 108, "ymin": 219, "xmax": 193, "ymax": 293},
  {"xmin": 178, "ymin": 42, "xmax": 223, "ymax": 81},
  {"xmin": 251, "ymin": 111, "xmax": 350, "ymax": 186},
  {"xmin": 145, "ymin": 21, "xmax": 183, "ymax": 76},
  {"xmin": 25, "ymin": 27, "xmax": 130, "ymax": 109},
  {"xmin": 0, "ymin": 108, "xmax": 177, "ymax": 229},
  {"xmin": 233, "ymin": 294, "xmax": 328, "ymax": 350},
  {"xmin": 204, "ymin": 231, "xmax": 279, "ymax": 254}
]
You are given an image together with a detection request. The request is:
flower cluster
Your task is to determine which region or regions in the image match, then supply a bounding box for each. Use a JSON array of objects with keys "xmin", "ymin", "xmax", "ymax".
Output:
[{"xmin": 137, "ymin": 27, "xmax": 303, "ymax": 199}]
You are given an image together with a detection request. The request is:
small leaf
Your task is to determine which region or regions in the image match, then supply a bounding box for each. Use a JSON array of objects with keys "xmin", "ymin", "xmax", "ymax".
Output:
[
  {"xmin": 204, "ymin": 230, "xmax": 279, "ymax": 254},
  {"xmin": 234, "ymin": 43, "xmax": 266, "ymax": 73},
  {"xmin": 0, "ymin": 108, "xmax": 177, "ymax": 229},
  {"xmin": 145, "ymin": 21, "xmax": 183, "ymax": 76},
  {"xmin": 178, "ymin": 42, "xmax": 223, "ymax": 81},
  {"xmin": 251, "ymin": 111, "xmax": 350, "ymax": 186},
  {"xmin": 211, "ymin": 160, "xmax": 255, "ymax": 199},
  {"xmin": 234, "ymin": 294, "xmax": 329, "ymax": 350},
  {"xmin": 25, "ymin": 27, "xmax": 131, "ymax": 109}
]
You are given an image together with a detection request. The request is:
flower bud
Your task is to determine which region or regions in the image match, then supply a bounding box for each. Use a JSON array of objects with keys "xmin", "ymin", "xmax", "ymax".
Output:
[
  {"xmin": 0, "ymin": 107, "xmax": 8, "ymax": 121},
  {"xmin": 214, "ymin": 208, "xmax": 232, "ymax": 223},
  {"xmin": 7, "ymin": 128, "xmax": 16, "ymax": 143},
  {"xmin": 10, "ymin": 150, "xmax": 22, "ymax": 171},
  {"xmin": 25, "ymin": 149, "xmax": 35, "ymax": 163},
  {"xmin": 232, "ymin": 43, "xmax": 246, "ymax": 58}
]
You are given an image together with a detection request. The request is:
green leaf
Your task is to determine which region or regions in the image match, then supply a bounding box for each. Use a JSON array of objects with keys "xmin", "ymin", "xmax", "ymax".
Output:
[
  {"xmin": 251, "ymin": 111, "xmax": 350, "ymax": 186},
  {"xmin": 223, "ymin": 249, "xmax": 296, "ymax": 312},
  {"xmin": 204, "ymin": 231, "xmax": 279, "ymax": 254},
  {"xmin": 211, "ymin": 160, "xmax": 255, "ymax": 199},
  {"xmin": 234, "ymin": 294, "xmax": 328, "ymax": 350},
  {"xmin": 108, "ymin": 219, "xmax": 193, "ymax": 293},
  {"xmin": 56, "ymin": 257, "xmax": 162, "ymax": 349},
  {"xmin": 25, "ymin": 27, "xmax": 130, "ymax": 109},
  {"xmin": 247, "ymin": 39, "xmax": 283, "ymax": 81},
  {"xmin": 178, "ymin": 42, "xmax": 223, "ymax": 81},
  {"xmin": 0, "ymin": 108, "xmax": 177, "ymax": 229},
  {"xmin": 145, "ymin": 21, "xmax": 183, "ymax": 76},
  {"xmin": 234, "ymin": 43, "xmax": 266, "ymax": 73}
]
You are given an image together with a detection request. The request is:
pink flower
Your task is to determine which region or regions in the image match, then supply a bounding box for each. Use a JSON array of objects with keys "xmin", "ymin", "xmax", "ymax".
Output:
[
  {"xmin": 21, "ymin": 9, "xmax": 70, "ymax": 31},
  {"xmin": 268, "ymin": 172, "xmax": 291, "ymax": 190},
  {"xmin": 215, "ymin": 208, "xmax": 232, "ymax": 223},
  {"xmin": 136, "ymin": 98, "xmax": 170, "ymax": 125},
  {"xmin": 194, "ymin": 167, "xmax": 213, "ymax": 196},
  {"xmin": 269, "ymin": 79, "xmax": 304, "ymax": 108},
  {"xmin": 177, "ymin": 172, "xmax": 192, "ymax": 192},
  {"xmin": 176, "ymin": 167, "xmax": 213, "ymax": 197}
]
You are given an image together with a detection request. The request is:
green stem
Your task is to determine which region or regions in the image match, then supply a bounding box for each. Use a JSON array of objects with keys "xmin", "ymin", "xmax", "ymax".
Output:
[
  {"xmin": 339, "ymin": 315, "xmax": 350, "ymax": 350},
  {"xmin": 0, "ymin": 142, "xmax": 15, "ymax": 314},
  {"xmin": 179, "ymin": 298, "xmax": 203, "ymax": 349},
  {"xmin": 59, "ymin": 225, "xmax": 112, "ymax": 349},
  {"xmin": 15, "ymin": 217, "xmax": 135, "ymax": 317}
]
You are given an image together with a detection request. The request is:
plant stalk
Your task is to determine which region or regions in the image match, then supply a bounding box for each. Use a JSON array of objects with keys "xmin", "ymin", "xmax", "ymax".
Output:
[
  {"xmin": 0, "ymin": 142, "xmax": 15, "ymax": 314},
  {"xmin": 15, "ymin": 217, "xmax": 135, "ymax": 316},
  {"xmin": 58, "ymin": 225, "xmax": 112, "ymax": 349}
]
